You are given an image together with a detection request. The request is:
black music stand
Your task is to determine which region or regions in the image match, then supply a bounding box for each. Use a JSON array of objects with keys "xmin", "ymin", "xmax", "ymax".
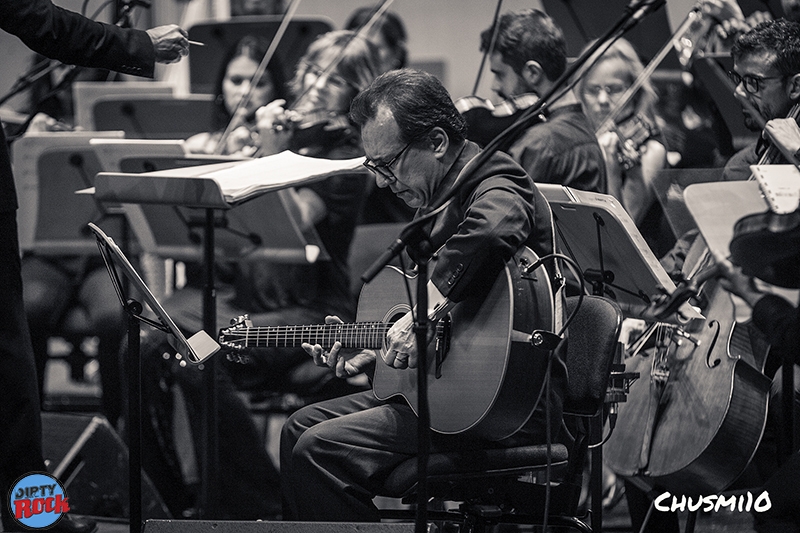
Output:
[
  {"xmin": 188, "ymin": 16, "xmax": 332, "ymax": 95},
  {"xmin": 11, "ymin": 131, "xmax": 126, "ymax": 254},
  {"xmin": 537, "ymin": 184, "xmax": 699, "ymax": 314},
  {"xmin": 88, "ymin": 222, "xmax": 218, "ymax": 533},
  {"xmin": 92, "ymin": 95, "xmax": 215, "ymax": 139},
  {"xmin": 72, "ymin": 81, "xmax": 175, "ymax": 131},
  {"xmin": 92, "ymin": 151, "xmax": 364, "ymax": 518},
  {"xmin": 538, "ymin": 183, "xmax": 702, "ymax": 533}
]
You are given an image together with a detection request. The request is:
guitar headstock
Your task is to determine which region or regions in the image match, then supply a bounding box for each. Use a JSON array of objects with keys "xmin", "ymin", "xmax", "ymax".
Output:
[{"xmin": 218, "ymin": 314, "xmax": 253, "ymax": 365}]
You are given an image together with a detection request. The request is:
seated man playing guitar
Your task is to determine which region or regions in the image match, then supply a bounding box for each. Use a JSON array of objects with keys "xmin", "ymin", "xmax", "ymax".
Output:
[{"xmin": 278, "ymin": 68, "xmax": 567, "ymax": 521}]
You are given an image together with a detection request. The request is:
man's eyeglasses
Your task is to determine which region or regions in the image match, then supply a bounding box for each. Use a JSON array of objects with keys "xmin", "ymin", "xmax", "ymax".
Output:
[
  {"xmin": 727, "ymin": 70, "xmax": 784, "ymax": 94},
  {"xmin": 363, "ymin": 141, "xmax": 414, "ymax": 182}
]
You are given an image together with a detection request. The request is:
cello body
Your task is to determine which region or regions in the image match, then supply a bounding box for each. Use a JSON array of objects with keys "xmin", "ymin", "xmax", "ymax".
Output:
[{"xmin": 605, "ymin": 238, "xmax": 771, "ymax": 495}]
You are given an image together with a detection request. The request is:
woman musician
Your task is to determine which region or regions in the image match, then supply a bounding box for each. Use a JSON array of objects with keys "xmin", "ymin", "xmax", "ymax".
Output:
[
  {"xmin": 184, "ymin": 35, "xmax": 286, "ymax": 157},
  {"xmin": 576, "ymin": 38, "xmax": 669, "ymax": 246}
]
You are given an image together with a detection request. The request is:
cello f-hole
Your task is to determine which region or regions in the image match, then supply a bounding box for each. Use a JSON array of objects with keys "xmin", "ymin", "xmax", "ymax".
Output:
[{"xmin": 705, "ymin": 320, "xmax": 722, "ymax": 368}]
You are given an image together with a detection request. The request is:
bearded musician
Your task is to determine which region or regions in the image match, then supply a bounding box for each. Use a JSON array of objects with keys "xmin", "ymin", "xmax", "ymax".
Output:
[
  {"xmin": 476, "ymin": 9, "xmax": 607, "ymax": 194},
  {"xmin": 618, "ymin": 18, "xmax": 800, "ymax": 533}
]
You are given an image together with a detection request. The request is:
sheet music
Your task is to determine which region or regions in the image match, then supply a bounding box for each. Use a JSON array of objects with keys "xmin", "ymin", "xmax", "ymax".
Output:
[{"xmin": 125, "ymin": 150, "xmax": 366, "ymax": 203}]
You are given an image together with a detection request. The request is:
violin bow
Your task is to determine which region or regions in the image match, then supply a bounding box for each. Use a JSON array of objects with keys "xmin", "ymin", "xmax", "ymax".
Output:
[
  {"xmin": 213, "ymin": 0, "xmax": 304, "ymax": 155},
  {"xmin": 288, "ymin": 0, "xmax": 395, "ymax": 111},
  {"xmin": 471, "ymin": 0, "xmax": 504, "ymax": 96},
  {"xmin": 595, "ymin": 5, "xmax": 710, "ymax": 135}
]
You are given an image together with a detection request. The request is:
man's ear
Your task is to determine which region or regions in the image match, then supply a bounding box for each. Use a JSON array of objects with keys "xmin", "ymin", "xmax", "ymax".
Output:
[
  {"xmin": 520, "ymin": 60, "xmax": 545, "ymax": 89},
  {"xmin": 428, "ymin": 127, "xmax": 450, "ymax": 159},
  {"xmin": 788, "ymin": 73, "xmax": 800, "ymax": 102}
]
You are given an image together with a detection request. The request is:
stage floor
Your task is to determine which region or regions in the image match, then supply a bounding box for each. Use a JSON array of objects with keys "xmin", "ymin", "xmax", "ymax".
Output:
[{"xmin": 28, "ymin": 357, "xmax": 761, "ymax": 533}]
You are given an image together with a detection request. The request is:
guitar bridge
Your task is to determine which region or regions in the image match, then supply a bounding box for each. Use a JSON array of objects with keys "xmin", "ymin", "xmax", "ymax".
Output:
[{"xmin": 434, "ymin": 315, "xmax": 451, "ymax": 379}]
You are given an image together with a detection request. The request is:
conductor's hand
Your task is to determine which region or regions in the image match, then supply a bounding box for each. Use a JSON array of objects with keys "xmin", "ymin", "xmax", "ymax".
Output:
[
  {"xmin": 146, "ymin": 24, "xmax": 189, "ymax": 64},
  {"xmin": 301, "ymin": 316, "xmax": 375, "ymax": 378}
]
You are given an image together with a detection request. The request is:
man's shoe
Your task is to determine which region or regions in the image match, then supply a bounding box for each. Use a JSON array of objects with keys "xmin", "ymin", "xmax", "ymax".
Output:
[{"xmin": 50, "ymin": 514, "xmax": 98, "ymax": 533}]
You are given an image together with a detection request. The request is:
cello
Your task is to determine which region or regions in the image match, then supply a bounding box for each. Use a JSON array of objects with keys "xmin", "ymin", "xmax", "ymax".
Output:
[{"xmin": 603, "ymin": 111, "xmax": 800, "ymax": 497}]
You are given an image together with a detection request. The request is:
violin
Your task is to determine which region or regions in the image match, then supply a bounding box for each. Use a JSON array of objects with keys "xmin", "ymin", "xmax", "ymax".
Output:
[
  {"xmin": 282, "ymin": 111, "xmax": 356, "ymax": 153},
  {"xmin": 266, "ymin": 107, "xmax": 356, "ymax": 153},
  {"xmin": 726, "ymin": 105, "xmax": 800, "ymax": 288},
  {"xmin": 455, "ymin": 94, "xmax": 542, "ymax": 147},
  {"xmin": 607, "ymin": 112, "xmax": 659, "ymax": 171}
]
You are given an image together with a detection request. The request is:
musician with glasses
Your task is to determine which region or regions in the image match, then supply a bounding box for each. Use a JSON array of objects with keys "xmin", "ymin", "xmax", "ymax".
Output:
[
  {"xmin": 723, "ymin": 18, "xmax": 800, "ymax": 180},
  {"xmin": 135, "ymin": 30, "xmax": 382, "ymax": 519},
  {"xmin": 622, "ymin": 18, "xmax": 800, "ymax": 533},
  {"xmin": 280, "ymin": 68, "xmax": 567, "ymax": 522}
]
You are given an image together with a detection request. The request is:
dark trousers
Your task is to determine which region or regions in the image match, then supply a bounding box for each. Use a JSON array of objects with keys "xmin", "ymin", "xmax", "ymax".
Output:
[{"xmin": 0, "ymin": 211, "xmax": 48, "ymax": 529}]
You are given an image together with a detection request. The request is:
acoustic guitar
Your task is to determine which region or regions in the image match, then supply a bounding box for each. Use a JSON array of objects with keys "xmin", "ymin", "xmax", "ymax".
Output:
[{"xmin": 219, "ymin": 246, "xmax": 556, "ymax": 441}]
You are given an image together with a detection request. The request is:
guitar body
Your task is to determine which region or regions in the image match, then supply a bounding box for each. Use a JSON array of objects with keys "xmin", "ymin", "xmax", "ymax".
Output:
[
  {"xmin": 606, "ymin": 238, "xmax": 771, "ymax": 495},
  {"xmin": 366, "ymin": 247, "xmax": 555, "ymax": 441}
]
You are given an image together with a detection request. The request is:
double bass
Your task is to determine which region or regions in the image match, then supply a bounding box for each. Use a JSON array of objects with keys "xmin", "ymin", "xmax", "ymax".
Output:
[
  {"xmin": 603, "ymin": 109, "xmax": 800, "ymax": 496},
  {"xmin": 604, "ymin": 244, "xmax": 771, "ymax": 495}
]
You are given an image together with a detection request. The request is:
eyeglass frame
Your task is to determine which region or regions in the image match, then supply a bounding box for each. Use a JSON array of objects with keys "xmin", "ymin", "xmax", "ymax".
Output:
[
  {"xmin": 299, "ymin": 61, "xmax": 360, "ymax": 92},
  {"xmin": 727, "ymin": 70, "xmax": 786, "ymax": 94},
  {"xmin": 362, "ymin": 140, "xmax": 415, "ymax": 182},
  {"xmin": 582, "ymin": 83, "xmax": 628, "ymax": 98}
]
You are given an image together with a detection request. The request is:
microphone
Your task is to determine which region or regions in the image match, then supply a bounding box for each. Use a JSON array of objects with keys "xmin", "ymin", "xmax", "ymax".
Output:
[
  {"xmin": 361, "ymin": 237, "xmax": 405, "ymax": 284},
  {"xmin": 622, "ymin": 0, "xmax": 667, "ymax": 31}
]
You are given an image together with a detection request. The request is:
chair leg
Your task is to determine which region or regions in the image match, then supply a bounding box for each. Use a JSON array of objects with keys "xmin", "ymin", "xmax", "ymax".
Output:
[
  {"xmin": 66, "ymin": 339, "xmax": 89, "ymax": 382},
  {"xmin": 591, "ymin": 414, "xmax": 604, "ymax": 533}
]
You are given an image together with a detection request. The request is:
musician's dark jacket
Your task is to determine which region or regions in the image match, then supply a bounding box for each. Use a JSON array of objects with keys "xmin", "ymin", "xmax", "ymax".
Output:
[
  {"xmin": 507, "ymin": 102, "xmax": 607, "ymax": 193},
  {"xmin": 280, "ymin": 140, "xmax": 568, "ymax": 522},
  {"xmin": 0, "ymin": 0, "xmax": 155, "ymax": 213},
  {"xmin": 0, "ymin": 2, "xmax": 155, "ymax": 528}
]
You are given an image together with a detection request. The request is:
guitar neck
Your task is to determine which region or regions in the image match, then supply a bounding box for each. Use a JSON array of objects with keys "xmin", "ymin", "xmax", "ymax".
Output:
[{"xmin": 222, "ymin": 322, "xmax": 391, "ymax": 349}]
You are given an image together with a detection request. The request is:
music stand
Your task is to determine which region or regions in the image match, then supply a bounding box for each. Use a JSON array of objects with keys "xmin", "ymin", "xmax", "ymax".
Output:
[
  {"xmin": 88, "ymin": 222, "xmax": 218, "ymax": 533},
  {"xmin": 92, "ymin": 94, "xmax": 215, "ymax": 139},
  {"xmin": 11, "ymin": 131, "xmax": 126, "ymax": 254},
  {"xmin": 187, "ymin": 16, "xmax": 332, "ymax": 95},
  {"xmin": 92, "ymin": 151, "xmax": 364, "ymax": 517},
  {"xmin": 72, "ymin": 81, "xmax": 175, "ymax": 131},
  {"xmin": 538, "ymin": 184, "xmax": 700, "ymax": 316}
]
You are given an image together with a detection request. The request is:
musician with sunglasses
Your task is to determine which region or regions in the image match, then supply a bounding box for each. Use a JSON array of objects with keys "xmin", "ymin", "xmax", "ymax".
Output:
[{"xmin": 280, "ymin": 68, "xmax": 567, "ymax": 522}]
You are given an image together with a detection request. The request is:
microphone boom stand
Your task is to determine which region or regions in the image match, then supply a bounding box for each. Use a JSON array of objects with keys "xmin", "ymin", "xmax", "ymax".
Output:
[{"xmin": 359, "ymin": 3, "xmax": 666, "ymax": 531}]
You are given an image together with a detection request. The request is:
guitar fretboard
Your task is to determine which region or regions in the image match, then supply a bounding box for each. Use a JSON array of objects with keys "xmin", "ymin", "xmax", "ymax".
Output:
[{"xmin": 221, "ymin": 322, "xmax": 392, "ymax": 349}]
